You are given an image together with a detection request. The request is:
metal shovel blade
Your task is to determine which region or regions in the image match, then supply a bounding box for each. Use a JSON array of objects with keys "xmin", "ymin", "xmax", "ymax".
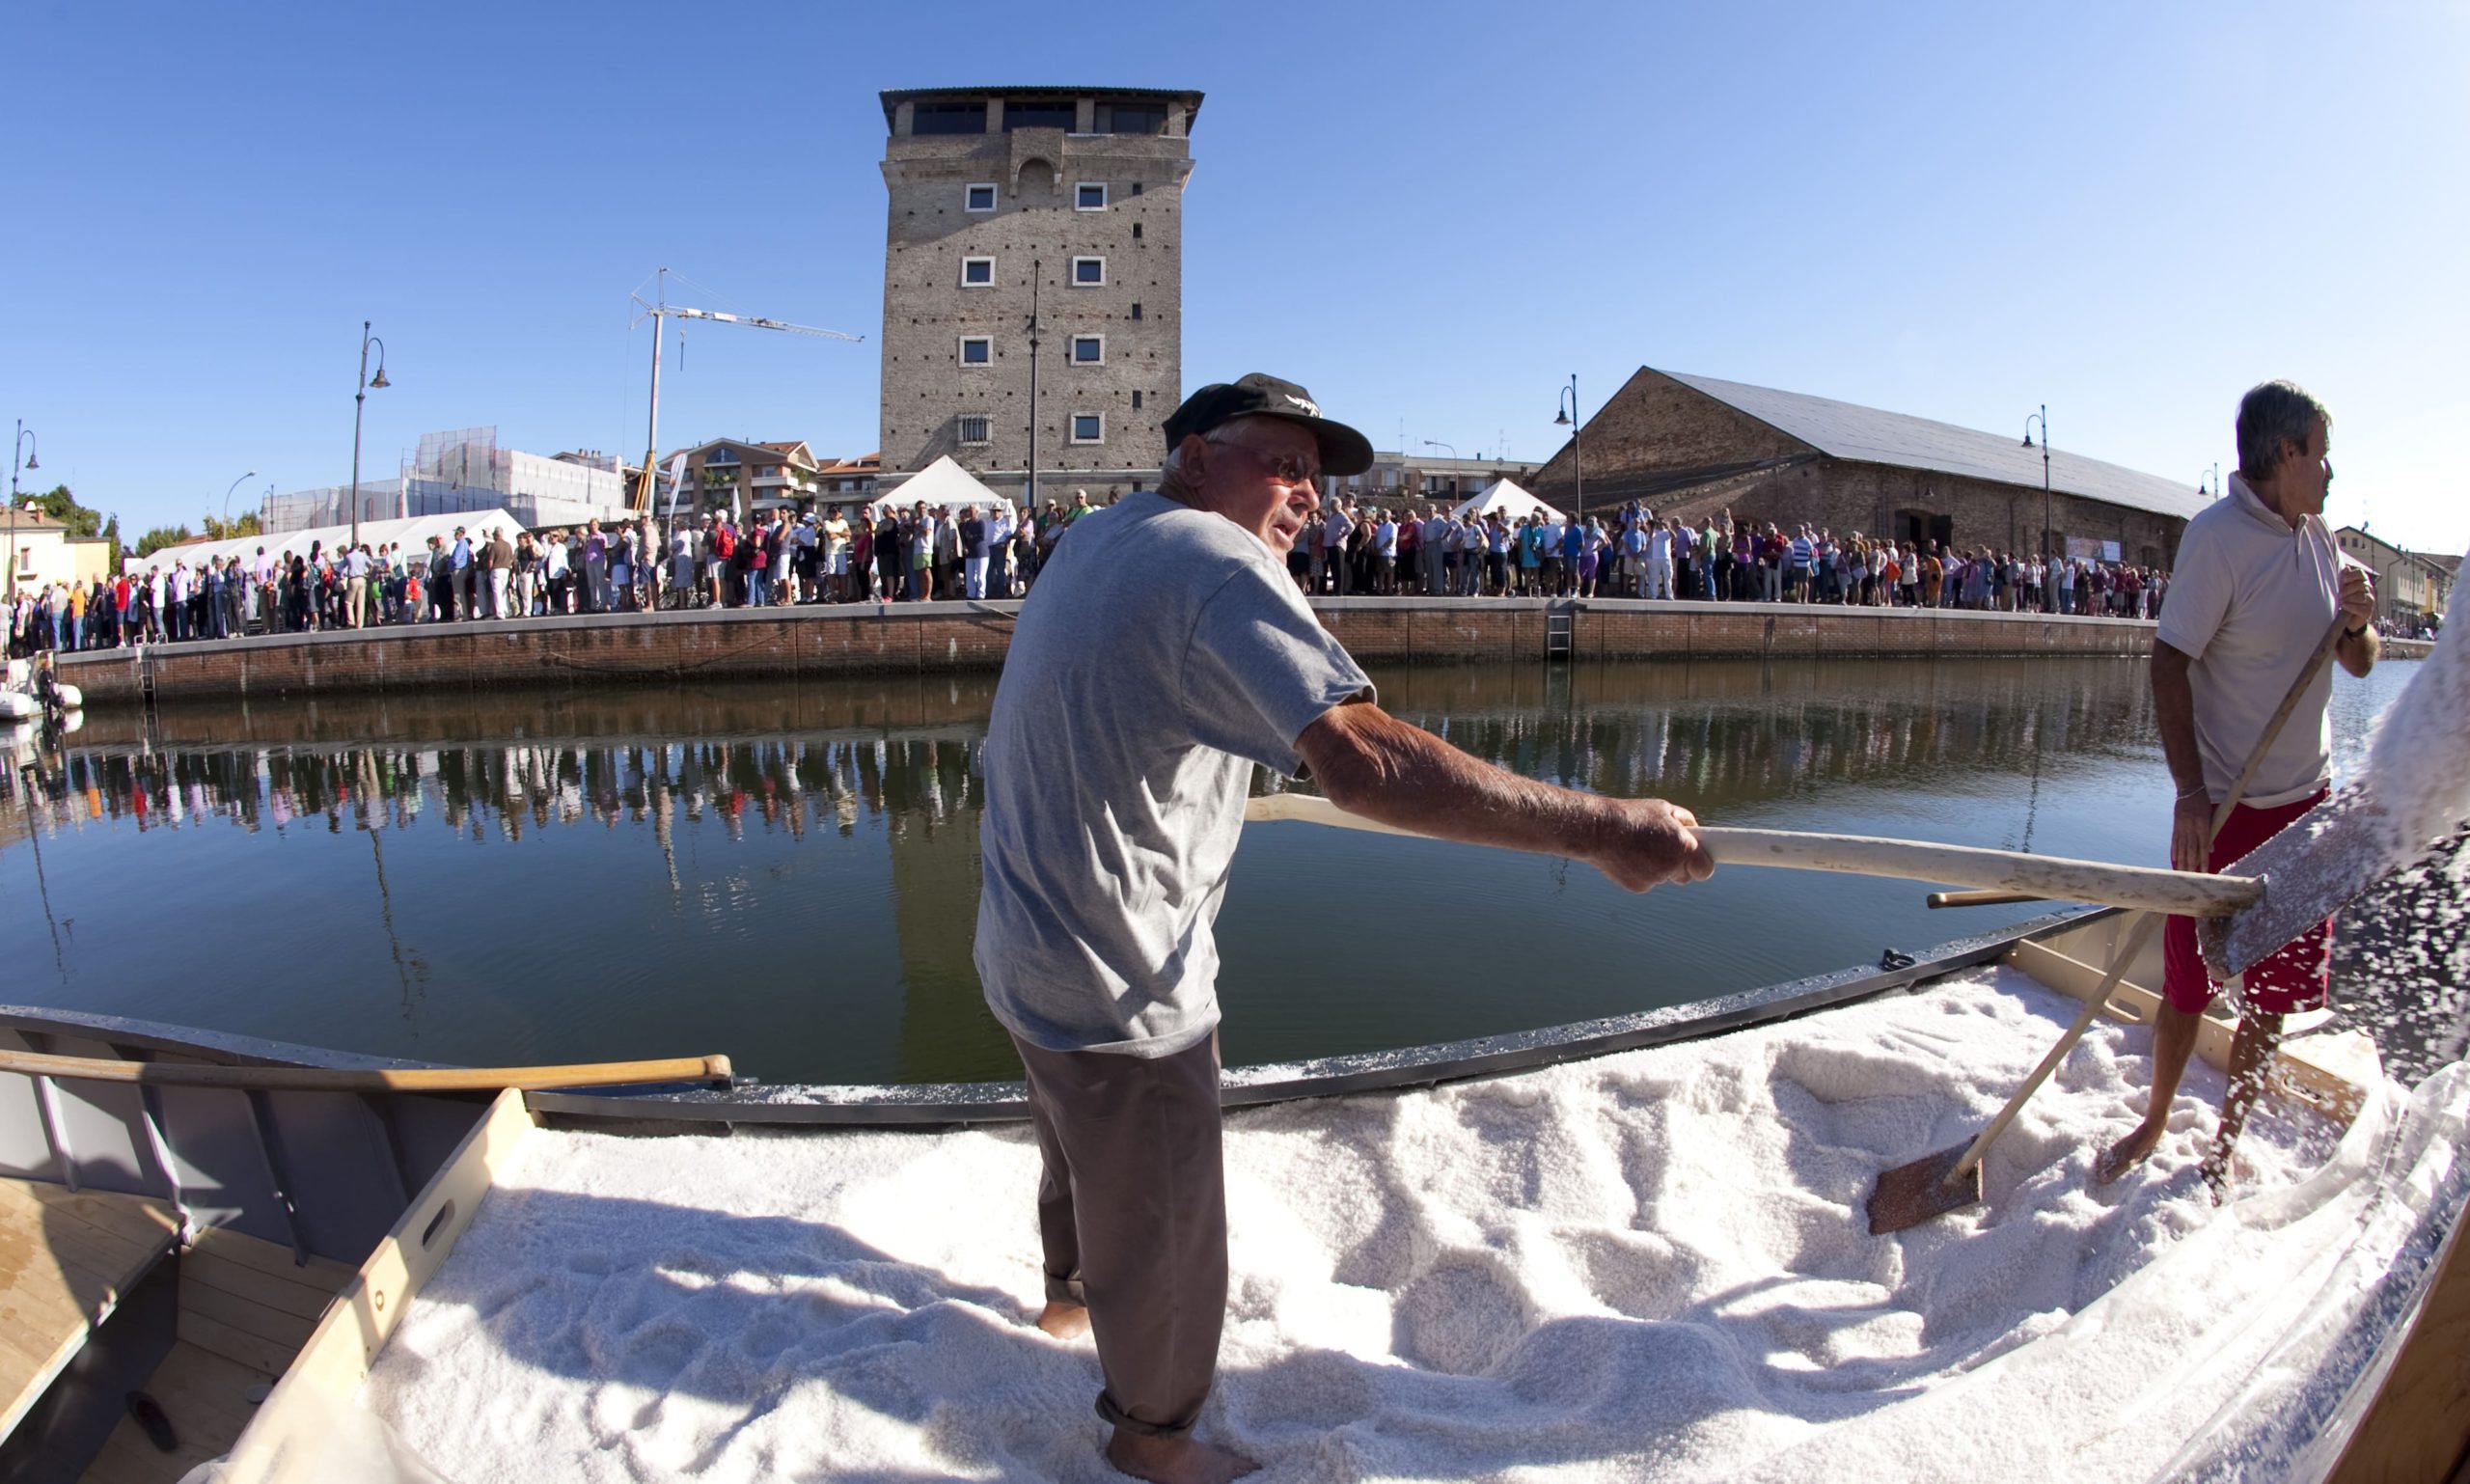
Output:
[{"xmin": 1867, "ymin": 1142, "xmax": 1985, "ymax": 1235}]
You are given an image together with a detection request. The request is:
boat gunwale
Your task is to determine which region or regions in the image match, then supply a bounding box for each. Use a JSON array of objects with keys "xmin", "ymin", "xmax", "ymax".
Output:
[
  {"xmin": 3, "ymin": 907, "xmax": 2107, "ymax": 1129},
  {"xmin": 525, "ymin": 904, "xmax": 2111, "ymax": 1124}
]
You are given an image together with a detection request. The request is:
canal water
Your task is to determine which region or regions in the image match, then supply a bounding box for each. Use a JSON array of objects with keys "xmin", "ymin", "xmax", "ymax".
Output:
[{"xmin": 0, "ymin": 657, "xmax": 2425, "ymax": 1085}]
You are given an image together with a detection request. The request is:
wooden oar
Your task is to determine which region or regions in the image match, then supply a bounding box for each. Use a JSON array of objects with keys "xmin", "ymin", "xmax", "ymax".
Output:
[
  {"xmin": 0, "ymin": 1049, "xmax": 734, "ymax": 1093},
  {"xmin": 1244, "ymin": 793, "xmax": 2259, "ymax": 918},
  {"xmin": 1866, "ymin": 615, "xmax": 2348, "ymax": 1233}
]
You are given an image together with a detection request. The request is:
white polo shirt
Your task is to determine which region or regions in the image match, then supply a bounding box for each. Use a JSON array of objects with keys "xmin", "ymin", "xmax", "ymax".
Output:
[{"xmin": 2154, "ymin": 472, "xmax": 2349, "ymax": 809}]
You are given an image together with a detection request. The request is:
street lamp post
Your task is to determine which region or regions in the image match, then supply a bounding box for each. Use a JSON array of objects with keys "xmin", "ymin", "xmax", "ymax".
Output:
[
  {"xmin": 1552, "ymin": 375, "xmax": 1583, "ymax": 518},
  {"xmin": 2022, "ymin": 405, "xmax": 2050, "ymax": 607},
  {"xmin": 349, "ymin": 322, "xmax": 391, "ymax": 550},
  {"xmin": 1420, "ymin": 440, "xmax": 1458, "ymax": 503},
  {"xmin": 222, "ymin": 470, "xmax": 259, "ymax": 530},
  {"xmin": 2198, "ymin": 463, "xmax": 2220, "ymax": 499},
  {"xmin": 7, "ymin": 422, "xmax": 37, "ymax": 604}
]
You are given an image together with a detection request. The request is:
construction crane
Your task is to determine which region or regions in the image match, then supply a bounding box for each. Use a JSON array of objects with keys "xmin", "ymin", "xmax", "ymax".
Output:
[{"xmin": 628, "ymin": 267, "xmax": 863, "ymax": 514}]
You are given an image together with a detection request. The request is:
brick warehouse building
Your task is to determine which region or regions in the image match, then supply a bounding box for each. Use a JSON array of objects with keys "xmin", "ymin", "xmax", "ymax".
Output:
[
  {"xmin": 1528, "ymin": 368, "xmax": 2207, "ymax": 568},
  {"xmin": 877, "ymin": 86, "xmax": 1201, "ymax": 502}
]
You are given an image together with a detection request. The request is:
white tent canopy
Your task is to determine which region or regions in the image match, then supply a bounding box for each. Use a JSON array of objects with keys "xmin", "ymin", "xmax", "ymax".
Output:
[
  {"xmin": 865, "ymin": 457, "xmax": 1015, "ymax": 522},
  {"xmin": 1450, "ymin": 480, "xmax": 1563, "ymax": 524},
  {"xmin": 144, "ymin": 510, "xmax": 529, "ymax": 574}
]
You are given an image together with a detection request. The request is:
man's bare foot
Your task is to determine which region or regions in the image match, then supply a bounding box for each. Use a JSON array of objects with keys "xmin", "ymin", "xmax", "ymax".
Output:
[
  {"xmin": 1035, "ymin": 1300, "xmax": 1090, "ymax": 1339},
  {"xmin": 1104, "ymin": 1430, "xmax": 1257, "ymax": 1484},
  {"xmin": 2094, "ymin": 1120, "xmax": 2165, "ymax": 1186}
]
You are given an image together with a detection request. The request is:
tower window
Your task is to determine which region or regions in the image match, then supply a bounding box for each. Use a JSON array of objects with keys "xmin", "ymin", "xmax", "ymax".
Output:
[
  {"xmin": 965, "ymin": 182, "xmax": 997, "ymax": 211},
  {"xmin": 1071, "ymin": 414, "xmax": 1104, "ymax": 444},
  {"xmin": 1076, "ymin": 182, "xmax": 1108, "ymax": 211},
  {"xmin": 1098, "ymin": 103, "xmax": 1166, "ymax": 136},
  {"xmin": 1132, "ymin": 390, "xmax": 1142, "ymax": 410},
  {"xmin": 913, "ymin": 102, "xmax": 985, "ymax": 136},
  {"xmin": 961, "ymin": 257, "xmax": 994, "ymax": 287},
  {"xmin": 959, "ymin": 416, "xmax": 991, "ymax": 445},
  {"xmin": 1131, "ymin": 302, "xmax": 1141, "ymax": 320},
  {"xmin": 1071, "ymin": 257, "xmax": 1105, "ymax": 287},
  {"xmin": 1071, "ymin": 335, "xmax": 1104, "ymax": 365},
  {"xmin": 1003, "ymin": 98, "xmax": 1076, "ymax": 131},
  {"xmin": 1132, "ymin": 222, "xmax": 1142, "ymax": 240},
  {"xmin": 959, "ymin": 336, "xmax": 991, "ymax": 365}
]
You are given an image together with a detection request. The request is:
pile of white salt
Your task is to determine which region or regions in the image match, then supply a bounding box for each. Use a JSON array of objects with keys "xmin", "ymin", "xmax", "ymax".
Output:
[{"xmin": 331, "ymin": 967, "xmax": 2467, "ymax": 1483}]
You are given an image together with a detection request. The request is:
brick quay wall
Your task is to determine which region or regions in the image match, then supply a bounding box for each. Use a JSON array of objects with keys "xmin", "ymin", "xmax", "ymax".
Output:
[{"xmin": 45, "ymin": 598, "xmax": 2249, "ymax": 707}]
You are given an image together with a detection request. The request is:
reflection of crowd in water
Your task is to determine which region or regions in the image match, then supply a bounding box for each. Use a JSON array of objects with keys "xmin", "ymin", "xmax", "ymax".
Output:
[
  {"xmin": 3, "ymin": 731, "xmax": 1002, "ymax": 849},
  {"xmin": 7, "ymin": 665, "xmax": 2156, "ymax": 852}
]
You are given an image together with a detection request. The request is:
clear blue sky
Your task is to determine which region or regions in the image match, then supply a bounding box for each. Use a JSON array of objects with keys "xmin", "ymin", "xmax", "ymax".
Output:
[{"xmin": 6, "ymin": 0, "xmax": 2464, "ymax": 558}]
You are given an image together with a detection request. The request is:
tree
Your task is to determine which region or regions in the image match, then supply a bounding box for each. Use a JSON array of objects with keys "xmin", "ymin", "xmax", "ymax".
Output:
[
  {"xmin": 26, "ymin": 483, "xmax": 104, "ymax": 540},
  {"xmin": 99, "ymin": 515, "xmax": 124, "ymax": 575},
  {"xmin": 134, "ymin": 525, "xmax": 194, "ymax": 559},
  {"xmin": 202, "ymin": 511, "xmax": 262, "ymax": 540}
]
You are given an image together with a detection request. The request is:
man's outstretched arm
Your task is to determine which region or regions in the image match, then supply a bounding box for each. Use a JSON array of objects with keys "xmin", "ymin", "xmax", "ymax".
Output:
[{"xmin": 1294, "ymin": 700, "xmax": 1713, "ymax": 893}]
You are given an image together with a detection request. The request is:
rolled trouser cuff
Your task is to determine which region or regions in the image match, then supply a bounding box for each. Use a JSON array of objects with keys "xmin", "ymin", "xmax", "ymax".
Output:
[
  {"xmin": 1095, "ymin": 1390, "xmax": 1197, "ymax": 1439},
  {"xmin": 1046, "ymin": 1272, "xmax": 1086, "ymax": 1305}
]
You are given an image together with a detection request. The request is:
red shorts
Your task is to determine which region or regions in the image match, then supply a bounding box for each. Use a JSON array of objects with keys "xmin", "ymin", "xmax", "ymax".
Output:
[{"xmin": 2163, "ymin": 789, "xmax": 2331, "ymax": 1017}]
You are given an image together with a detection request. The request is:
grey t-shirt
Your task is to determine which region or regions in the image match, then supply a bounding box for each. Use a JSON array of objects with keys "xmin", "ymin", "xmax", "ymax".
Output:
[{"xmin": 974, "ymin": 491, "xmax": 1373, "ymax": 1058}]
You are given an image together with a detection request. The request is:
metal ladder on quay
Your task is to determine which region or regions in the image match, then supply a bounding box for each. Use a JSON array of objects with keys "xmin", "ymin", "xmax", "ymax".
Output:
[{"xmin": 1545, "ymin": 605, "xmax": 1575, "ymax": 661}]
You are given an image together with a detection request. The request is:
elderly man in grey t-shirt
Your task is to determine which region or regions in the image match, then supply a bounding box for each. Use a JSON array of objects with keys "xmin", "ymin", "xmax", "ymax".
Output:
[{"xmin": 976, "ymin": 372, "xmax": 1712, "ymax": 1484}]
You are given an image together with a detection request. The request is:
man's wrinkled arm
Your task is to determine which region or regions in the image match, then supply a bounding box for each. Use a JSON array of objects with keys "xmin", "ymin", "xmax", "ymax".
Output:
[{"xmin": 1294, "ymin": 700, "xmax": 1712, "ymax": 893}]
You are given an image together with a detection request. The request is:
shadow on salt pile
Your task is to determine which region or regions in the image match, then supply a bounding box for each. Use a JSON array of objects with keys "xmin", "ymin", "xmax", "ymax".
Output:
[{"xmin": 373, "ymin": 1187, "xmax": 1854, "ymax": 1479}]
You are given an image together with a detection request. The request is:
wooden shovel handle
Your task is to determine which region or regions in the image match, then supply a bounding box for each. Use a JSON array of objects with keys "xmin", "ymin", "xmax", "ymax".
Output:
[
  {"xmin": 1692, "ymin": 827, "xmax": 2256, "ymax": 917},
  {"xmin": 1245, "ymin": 793, "xmax": 2259, "ymax": 917},
  {"xmin": 0, "ymin": 1049, "xmax": 733, "ymax": 1093}
]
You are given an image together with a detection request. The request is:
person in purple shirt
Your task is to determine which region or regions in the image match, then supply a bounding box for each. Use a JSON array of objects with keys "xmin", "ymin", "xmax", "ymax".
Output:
[{"xmin": 581, "ymin": 521, "xmax": 609, "ymax": 614}]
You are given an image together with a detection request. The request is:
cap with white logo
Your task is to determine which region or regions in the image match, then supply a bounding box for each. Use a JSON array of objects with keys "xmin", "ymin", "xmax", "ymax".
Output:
[{"xmin": 1161, "ymin": 372, "xmax": 1374, "ymax": 477}]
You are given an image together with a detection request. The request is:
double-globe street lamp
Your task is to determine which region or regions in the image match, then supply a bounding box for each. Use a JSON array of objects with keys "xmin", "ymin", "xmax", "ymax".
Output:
[
  {"xmin": 1552, "ymin": 375, "xmax": 1583, "ymax": 518},
  {"xmin": 7, "ymin": 422, "xmax": 38, "ymax": 603},
  {"xmin": 2022, "ymin": 405, "xmax": 2051, "ymax": 585},
  {"xmin": 349, "ymin": 321, "xmax": 392, "ymax": 550}
]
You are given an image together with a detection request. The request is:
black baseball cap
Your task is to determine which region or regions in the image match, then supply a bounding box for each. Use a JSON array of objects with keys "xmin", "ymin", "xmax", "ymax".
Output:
[{"xmin": 1161, "ymin": 373, "xmax": 1375, "ymax": 478}]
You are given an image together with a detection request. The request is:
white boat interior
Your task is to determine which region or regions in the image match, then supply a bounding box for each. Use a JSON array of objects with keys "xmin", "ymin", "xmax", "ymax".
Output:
[{"xmin": 2, "ymin": 908, "xmax": 2463, "ymax": 1483}]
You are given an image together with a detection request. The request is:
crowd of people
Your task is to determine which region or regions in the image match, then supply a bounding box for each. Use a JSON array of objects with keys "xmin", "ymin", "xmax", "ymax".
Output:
[
  {"xmin": 14, "ymin": 489, "xmax": 2346, "ymax": 660},
  {"xmin": 0, "ymin": 491, "xmax": 1122, "ymax": 654},
  {"xmin": 1281, "ymin": 498, "xmax": 2178, "ymax": 618}
]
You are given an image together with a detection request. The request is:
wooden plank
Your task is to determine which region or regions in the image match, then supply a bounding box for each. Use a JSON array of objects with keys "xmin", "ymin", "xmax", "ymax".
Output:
[
  {"xmin": 0, "ymin": 1176, "xmax": 178, "ymax": 1442},
  {"xmin": 219, "ymin": 1088, "xmax": 535, "ymax": 1484},
  {"xmin": 183, "ymin": 1224, "xmax": 354, "ymax": 1290},
  {"xmin": 175, "ymin": 1307, "xmax": 300, "ymax": 1378},
  {"xmin": 11, "ymin": 1179, "xmax": 182, "ymax": 1256},
  {"xmin": 178, "ymin": 1277, "xmax": 318, "ymax": 1353},
  {"xmin": 0, "ymin": 1180, "xmax": 174, "ymax": 1278},
  {"xmin": 2329, "ymin": 1209, "xmax": 2470, "ymax": 1484},
  {"xmin": 178, "ymin": 1248, "xmax": 341, "ymax": 1323},
  {"xmin": 80, "ymin": 1403, "xmax": 231, "ymax": 1484}
]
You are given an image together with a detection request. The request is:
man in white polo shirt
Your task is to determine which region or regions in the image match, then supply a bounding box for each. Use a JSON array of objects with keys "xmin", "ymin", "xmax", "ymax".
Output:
[
  {"xmin": 978, "ymin": 373, "xmax": 1712, "ymax": 1483},
  {"xmin": 2096, "ymin": 380, "xmax": 2377, "ymax": 1195}
]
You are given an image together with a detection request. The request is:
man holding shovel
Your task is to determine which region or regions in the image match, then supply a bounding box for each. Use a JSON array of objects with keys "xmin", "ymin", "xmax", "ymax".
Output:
[
  {"xmin": 2097, "ymin": 381, "xmax": 2378, "ymax": 1193},
  {"xmin": 977, "ymin": 373, "xmax": 1712, "ymax": 1484}
]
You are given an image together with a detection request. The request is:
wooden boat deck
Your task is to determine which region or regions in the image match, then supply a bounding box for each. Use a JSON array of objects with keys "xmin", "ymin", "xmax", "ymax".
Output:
[
  {"xmin": 0, "ymin": 1177, "xmax": 180, "ymax": 1443},
  {"xmin": 74, "ymin": 1224, "xmax": 355, "ymax": 1484}
]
